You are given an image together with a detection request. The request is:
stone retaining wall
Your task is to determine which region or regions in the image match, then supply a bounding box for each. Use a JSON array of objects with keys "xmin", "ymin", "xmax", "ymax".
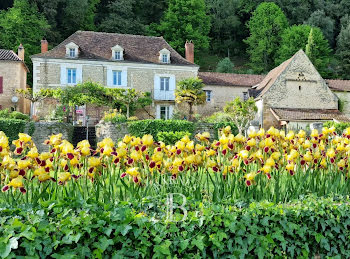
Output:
[
  {"xmin": 25, "ymin": 122, "xmax": 74, "ymax": 152},
  {"xmin": 95, "ymin": 122, "xmax": 216, "ymax": 143}
]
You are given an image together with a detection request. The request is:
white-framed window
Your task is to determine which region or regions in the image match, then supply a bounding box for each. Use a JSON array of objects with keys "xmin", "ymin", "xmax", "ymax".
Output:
[
  {"xmin": 205, "ymin": 90, "xmax": 212, "ymax": 102},
  {"xmin": 67, "ymin": 68, "xmax": 77, "ymax": 84},
  {"xmin": 162, "ymin": 54, "xmax": 168, "ymax": 63},
  {"xmin": 160, "ymin": 77, "xmax": 170, "ymax": 91},
  {"xmin": 115, "ymin": 51, "xmax": 121, "ymax": 60},
  {"xmin": 69, "ymin": 48, "xmax": 76, "ymax": 58},
  {"xmin": 113, "ymin": 70, "xmax": 122, "ymax": 86},
  {"xmin": 159, "ymin": 48, "xmax": 171, "ymax": 64},
  {"xmin": 160, "ymin": 106, "xmax": 170, "ymax": 120}
]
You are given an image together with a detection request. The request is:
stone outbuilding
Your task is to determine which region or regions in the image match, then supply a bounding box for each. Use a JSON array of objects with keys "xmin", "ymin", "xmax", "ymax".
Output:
[{"xmin": 0, "ymin": 45, "xmax": 29, "ymax": 113}]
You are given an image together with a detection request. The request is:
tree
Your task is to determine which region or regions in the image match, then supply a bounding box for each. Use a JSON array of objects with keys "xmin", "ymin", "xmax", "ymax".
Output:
[
  {"xmin": 206, "ymin": 0, "xmax": 242, "ymax": 55},
  {"xmin": 216, "ymin": 57, "xmax": 234, "ymax": 73},
  {"xmin": 275, "ymin": 25, "xmax": 331, "ymax": 75},
  {"xmin": 105, "ymin": 88, "xmax": 152, "ymax": 118},
  {"xmin": 337, "ymin": 23, "xmax": 350, "ymax": 79},
  {"xmin": 175, "ymin": 78, "xmax": 206, "ymax": 121},
  {"xmin": 305, "ymin": 10, "xmax": 335, "ymax": 46},
  {"xmin": 98, "ymin": 0, "xmax": 145, "ymax": 35},
  {"xmin": 16, "ymin": 88, "xmax": 56, "ymax": 117},
  {"xmin": 149, "ymin": 0, "xmax": 211, "ymax": 55},
  {"xmin": 61, "ymin": 0, "xmax": 99, "ymax": 38},
  {"xmin": 244, "ymin": 2, "xmax": 288, "ymax": 73},
  {"xmin": 223, "ymin": 97, "xmax": 257, "ymax": 135},
  {"xmin": 0, "ymin": 0, "xmax": 49, "ymax": 85}
]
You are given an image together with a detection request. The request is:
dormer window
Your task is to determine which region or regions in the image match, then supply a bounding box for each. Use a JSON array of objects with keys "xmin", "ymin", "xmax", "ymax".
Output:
[
  {"xmin": 69, "ymin": 48, "xmax": 76, "ymax": 57},
  {"xmin": 65, "ymin": 42, "xmax": 79, "ymax": 58},
  {"xmin": 159, "ymin": 48, "xmax": 170, "ymax": 64},
  {"xmin": 111, "ymin": 45, "xmax": 124, "ymax": 61}
]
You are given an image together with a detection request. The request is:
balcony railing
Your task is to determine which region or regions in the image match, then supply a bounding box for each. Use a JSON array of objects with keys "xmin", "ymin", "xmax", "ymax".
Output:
[{"xmin": 153, "ymin": 90, "xmax": 175, "ymax": 101}]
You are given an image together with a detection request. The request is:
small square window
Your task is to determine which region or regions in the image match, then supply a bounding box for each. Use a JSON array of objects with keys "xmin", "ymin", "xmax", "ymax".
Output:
[
  {"xmin": 115, "ymin": 51, "xmax": 121, "ymax": 60},
  {"xmin": 205, "ymin": 90, "xmax": 212, "ymax": 102},
  {"xmin": 113, "ymin": 70, "xmax": 122, "ymax": 86},
  {"xmin": 160, "ymin": 77, "xmax": 170, "ymax": 91},
  {"xmin": 162, "ymin": 54, "xmax": 168, "ymax": 63},
  {"xmin": 69, "ymin": 48, "xmax": 76, "ymax": 58}
]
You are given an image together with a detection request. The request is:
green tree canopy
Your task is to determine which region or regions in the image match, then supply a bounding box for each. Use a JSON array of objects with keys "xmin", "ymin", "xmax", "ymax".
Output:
[
  {"xmin": 0, "ymin": 0, "xmax": 49, "ymax": 64},
  {"xmin": 305, "ymin": 10, "xmax": 335, "ymax": 46},
  {"xmin": 223, "ymin": 97, "xmax": 257, "ymax": 135},
  {"xmin": 337, "ymin": 23, "xmax": 350, "ymax": 79},
  {"xmin": 275, "ymin": 25, "xmax": 331, "ymax": 75},
  {"xmin": 245, "ymin": 2, "xmax": 289, "ymax": 73},
  {"xmin": 149, "ymin": 0, "xmax": 211, "ymax": 55},
  {"xmin": 216, "ymin": 57, "xmax": 234, "ymax": 73},
  {"xmin": 175, "ymin": 77, "xmax": 206, "ymax": 121}
]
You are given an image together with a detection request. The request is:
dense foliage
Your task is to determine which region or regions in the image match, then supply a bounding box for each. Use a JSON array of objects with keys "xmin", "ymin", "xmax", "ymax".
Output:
[
  {"xmin": 128, "ymin": 119, "xmax": 194, "ymax": 141},
  {"xmin": 0, "ymin": 119, "xmax": 33, "ymax": 142},
  {"xmin": 323, "ymin": 121, "xmax": 350, "ymax": 135},
  {"xmin": 216, "ymin": 57, "xmax": 234, "ymax": 73},
  {"xmin": 156, "ymin": 131, "xmax": 191, "ymax": 145},
  {"xmin": 1, "ymin": 196, "xmax": 350, "ymax": 258}
]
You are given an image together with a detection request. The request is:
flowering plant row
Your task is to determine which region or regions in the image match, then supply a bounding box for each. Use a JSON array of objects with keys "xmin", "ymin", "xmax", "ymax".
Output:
[{"xmin": 1, "ymin": 125, "xmax": 350, "ymax": 204}]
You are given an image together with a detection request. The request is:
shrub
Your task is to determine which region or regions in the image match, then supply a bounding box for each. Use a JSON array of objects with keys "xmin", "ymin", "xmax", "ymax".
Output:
[
  {"xmin": 102, "ymin": 109, "xmax": 127, "ymax": 124},
  {"xmin": 0, "ymin": 109, "xmax": 29, "ymax": 121},
  {"xmin": 0, "ymin": 118, "xmax": 34, "ymax": 142},
  {"xmin": 128, "ymin": 120, "xmax": 194, "ymax": 141},
  {"xmin": 213, "ymin": 122, "xmax": 238, "ymax": 138},
  {"xmin": 324, "ymin": 121, "xmax": 350, "ymax": 134},
  {"xmin": 157, "ymin": 131, "xmax": 191, "ymax": 145},
  {"xmin": 1, "ymin": 196, "xmax": 350, "ymax": 258},
  {"xmin": 216, "ymin": 57, "xmax": 234, "ymax": 73}
]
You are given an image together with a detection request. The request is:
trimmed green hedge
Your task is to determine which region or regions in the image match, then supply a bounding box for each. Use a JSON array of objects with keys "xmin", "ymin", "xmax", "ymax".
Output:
[
  {"xmin": 0, "ymin": 119, "xmax": 34, "ymax": 142},
  {"xmin": 1, "ymin": 196, "xmax": 350, "ymax": 258},
  {"xmin": 128, "ymin": 120, "xmax": 194, "ymax": 141},
  {"xmin": 157, "ymin": 131, "xmax": 191, "ymax": 145}
]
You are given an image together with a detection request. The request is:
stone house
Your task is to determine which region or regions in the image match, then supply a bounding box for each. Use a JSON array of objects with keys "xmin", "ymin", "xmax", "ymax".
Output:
[
  {"xmin": 31, "ymin": 31, "xmax": 198, "ymax": 124},
  {"xmin": 0, "ymin": 45, "xmax": 29, "ymax": 113},
  {"xmin": 199, "ymin": 50, "xmax": 350, "ymax": 130}
]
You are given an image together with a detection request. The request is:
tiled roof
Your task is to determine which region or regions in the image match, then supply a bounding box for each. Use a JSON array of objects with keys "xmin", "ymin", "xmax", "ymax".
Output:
[
  {"xmin": 271, "ymin": 108, "xmax": 350, "ymax": 122},
  {"xmin": 198, "ymin": 72, "xmax": 264, "ymax": 87},
  {"xmin": 326, "ymin": 79, "xmax": 350, "ymax": 92},
  {"xmin": 32, "ymin": 31, "xmax": 197, "ymax": 66},
  {"xmin": 0, "ymin": 49, "xmax": 22, "ymax": 61}
]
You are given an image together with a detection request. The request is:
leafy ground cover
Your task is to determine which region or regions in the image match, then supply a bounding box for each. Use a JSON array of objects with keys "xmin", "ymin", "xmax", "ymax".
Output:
[{"xmin": 1, "ymin": 196, "xmax": 349, "ymax": 258}]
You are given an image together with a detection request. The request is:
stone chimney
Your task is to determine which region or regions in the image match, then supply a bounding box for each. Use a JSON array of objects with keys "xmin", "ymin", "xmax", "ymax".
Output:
[
  {"xmin": 41, "ymin": 39, "xmax": 48, "ymax": 53},
  {"xmin": 185, "ymin": 40, "xmax": 194, "ymax": 63},
  {"xmin": 18, "ymin": 44, "xmax": 24, "ymax": 60}
]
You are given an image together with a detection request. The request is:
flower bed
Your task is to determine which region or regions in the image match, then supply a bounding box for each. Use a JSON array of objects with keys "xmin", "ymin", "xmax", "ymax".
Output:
[{"xmin": 1, "ymin": 126, "xmax": 350, "ymax": 204}]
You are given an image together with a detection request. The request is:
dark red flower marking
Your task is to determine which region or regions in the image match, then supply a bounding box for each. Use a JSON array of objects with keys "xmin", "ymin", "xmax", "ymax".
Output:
[
  {"xmin": 246, "ymin": 180, "xmax": 252, "ymax": 186},
  {"xmin": 176, "ymin": 149, "xmax": 181, "ymax": 155},
  {"xmin": 114, "ymin": 157, "xmax": 120, "ymax": 164},
  {"xmin": 20, "ymin": 187, "xmax": 26, "ymax": 194},
  {"xmin": 245, "ymin": 146, "xmax": 251, "ymax": 151},
  {"xmin": 67, "ymin": 153, "xmax": 74, "ymax": 160},
  {"xmin": 149, "ymin": 161, "xmax": 156, "ymax": 168},
  {"xmin": 222, "ymin": 149, "xmax": 227, "ymax": 155},
  {"xmin": 19, "ymin": 169, "xmax": 25, "ymax": 176},
  {"xmin": 264, "ymin": 147, "xmax": 269, "ymax": 153},
  {"xmin": 141, "ymin": 145, "xmax": 147, "ymax": 152},
  {"xmin": 120, "ymin": 172, "xmax": 127, "ymax": 178},
  {"xmin": 2, "ymin": 185, "xmax": 9, "ymax": 192}
]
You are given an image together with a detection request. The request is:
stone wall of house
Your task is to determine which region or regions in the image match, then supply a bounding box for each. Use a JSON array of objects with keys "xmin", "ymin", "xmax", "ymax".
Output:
[
  {"xmin": 262, "ymin": 104, "xmax": 280, "ymax": 130},
  {"xmin": 263, "ymin": 51, "xmax": 338, "ymax": 110},
  {"xmin": 25, "ymin": 122, "xmax": 74, "ymax": 152},
  {"xmin": 195, "ymin": 85, "xmax": 250, "ymax": 117},
  {"xmin": 95, "ymin": 122, "xmax": 217, "ymax": 143},
  {"xmin": 0, "ymin": 61, "xmax": 29, "ymax": 113}
]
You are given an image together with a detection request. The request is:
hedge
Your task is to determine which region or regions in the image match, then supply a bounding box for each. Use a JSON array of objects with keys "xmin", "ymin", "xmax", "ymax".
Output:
[
  {"xmin": 1, "ymin": 196, "xmax": 350, "ymax": 258},
  {"xmin": 0, "ymin": 119, "xmax": 34, "ymax": 142},
  {"xmin": 128, "ymin": 119, "xmax": 194, "ymax": 141},
  {"xmin": 157, "ymin": 131, "xmax": 191, "ymax": 145}
]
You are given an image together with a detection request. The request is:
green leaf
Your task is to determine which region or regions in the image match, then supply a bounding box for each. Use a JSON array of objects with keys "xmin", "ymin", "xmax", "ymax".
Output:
[
  {"xmin": 154, "ymin": 240, "xmax": 171, "ymax": 256},
  {"xmin": 1, "ymin": 237, "xmax": 18, "ymax": 259}
]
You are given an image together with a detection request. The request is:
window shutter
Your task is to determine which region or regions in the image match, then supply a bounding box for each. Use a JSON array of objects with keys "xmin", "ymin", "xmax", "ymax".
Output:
[
  {"xmin": 156, "ymin": 105, "xmax": 160, "ymax": 119},
  {"xmin": 169, "ymin": 76, "xmax": 176, "ymax": 100},
  {"xmin": 60, "ymin": 65, "xmax": 67, "ymax": 85},
  {"xmin": 169, "ymin": 105, "xmax": 174, "ymax": 119},
  {"xmin": 0, "ymin": 77, "xmax": 3, "ymax": 94},
  {"xmin": 154, "ymin": 75, "xmax": 160, "ymax": 100},
  {"xmin": 77, "ymin": 66, "xmax": 82, "ymax": 83},
  {"xmin": 107, "ymin": 68, "xmax": 113, "ymax": 87},
  {"xmin": 122, "ymin": 69, "xmax": 127, "ymax": 87}
]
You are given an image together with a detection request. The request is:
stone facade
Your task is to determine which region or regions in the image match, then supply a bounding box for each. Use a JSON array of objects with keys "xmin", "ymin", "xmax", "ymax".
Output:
[
  {"xmin": 333, "ymin": 91, "xmax": 350, "ymax": 117},
  {"xmin": 0, "ymin": 60, "xmax": 29, "ymax": 113}
]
